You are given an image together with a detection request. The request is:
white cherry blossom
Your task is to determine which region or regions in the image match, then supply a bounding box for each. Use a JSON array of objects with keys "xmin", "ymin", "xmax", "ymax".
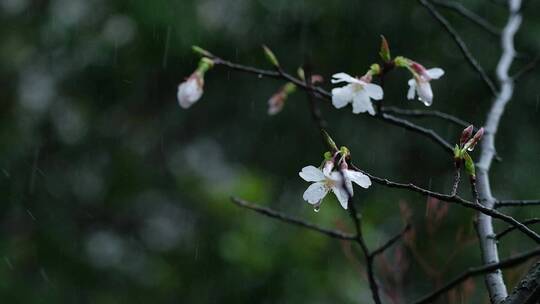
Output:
[
  {"xmin": 331, "ymin": 73, "xmax": 383, "ymax": 115},
  {"xmin": 406, "ymin": 62, "xmax": 444, "ymax": 106},
  {"xmin": 177, "ymin": 72, "xmax": 204, "ymax": 109},
  {"xmin": 299, "ymin": 165, "xmax": 371, "ymax": 210}
]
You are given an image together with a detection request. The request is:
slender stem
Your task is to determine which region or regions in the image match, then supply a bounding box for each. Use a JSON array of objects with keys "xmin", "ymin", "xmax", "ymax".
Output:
[
  {"xmin": 413, "ymin": 247, "xmax": 540, "ymax": 304},
  {"xmin": 430, "ymin": 0, "xmax": 501, "ymax": 36},
  {"xmin": 375, "ymin": 113, "xmax": 454, "ymax": 154},
  {"xmin": 451, "ymin": 168, "xmax": 461, "ymax": 196},
  {"xmin": 230, "ymin": 197, "xmax": 357, "ymax": 240},
  {"xmin": 512, "ymin": 55, "xmax": 540, "ymax": 80},
  {"xmin": 371, "ymin": 224, "xmax": 411, "ymax": 257},
  {"xmin": 496, "ymin": 200, "xmax": 540, "ymax": 208},
  {"xmin": 348, "ymin": 163, "xmax": 540, "ymax": 244},
  {"xmin": 497, "ymin": 218, "xmax": 540, "ymax": 239},
  {"xmin": 381, "ymin": 106, "xmax": 472, "ymax": 129},
  {"xmin": 347, "ymin": 201, "xmax": 382, "ymax": 304},
  {"xmin": 418, "ymin": 0, "xmax": 498, "ymax": 95}
]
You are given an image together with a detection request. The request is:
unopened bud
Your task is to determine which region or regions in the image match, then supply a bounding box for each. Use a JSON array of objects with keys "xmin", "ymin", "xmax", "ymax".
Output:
[
  {"xmin": 297, "ymin": 67, "xmax": 305, "ymax": 80},
  {"xmin": 262, "ymin": 45, "xmax": 280, "ymax": 68},
  {"xmin": 379, "ymin": 35, "xmax": 391, "ymax": 62},
  {"xmin": 192, "ymin": 46, "xmax": 213, "ymax": 58},
  {"xmin": 460, "ymin": 125, "xmax": 474, "ymax": 146},
  {"xmin": 463, "ymin": 152, "xmax": 476, "ymax": 178},
  {"xmin": 464, "ymin": 127, "xmax": 485, "ymax": 152},
  {"xmin": 322, "ymin": 130, "xmax": 338, "ymax": 152}
]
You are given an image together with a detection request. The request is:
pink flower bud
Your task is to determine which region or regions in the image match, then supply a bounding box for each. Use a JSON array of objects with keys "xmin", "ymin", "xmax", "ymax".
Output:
[
  {"xmin": 460, "ymin": 125, "xmax": 474, "ymax": 146},
  {"xmin": 177, "ymin": 72, "xmax": 204, "ymax": 109},
  {"xmin": 464, "ymin": 127, "xmax": 485, "ymax": 151},
  {"xmin": 267, "ymin": 91, "xmax": 287, "ymax": 115}
]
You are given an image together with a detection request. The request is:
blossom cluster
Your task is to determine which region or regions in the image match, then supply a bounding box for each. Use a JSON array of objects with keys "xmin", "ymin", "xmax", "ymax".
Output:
[{"xmin": 175, "ymin": 41, "xmax": 452, "ymax": 213}]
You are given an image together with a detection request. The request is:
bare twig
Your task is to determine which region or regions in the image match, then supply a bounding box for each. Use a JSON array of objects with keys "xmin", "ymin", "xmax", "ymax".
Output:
[
  {"xmin": 497, "ymin": 219, "xmax": 540, "ymax": 239},
  {"xmin": 347, "ymin": 200, "xmax": 382, "ymax": 304},
  {"xmin": 376, "ymin": 113, "xmax": 454, "ymax": 154},
  {"xmin": 381, "ymin": 106, "xmax": 472, "ymax": 129},
  {"xmin": 512, "ymin": 55, "xmax": 540, "ymax": 80},
  {"xmin": 413, "ymin": 247, "xmax": 540, "ymax": 304},
  {"xmin": 348, "ymin": 163, "xmax": 540, "ymax": 244},
  {"xmin": 496, "ymin": 200, "xmax": 540, "ymax": 208},
  {"xmin": 418, "ymin": 0, "xmax": 498, "ymax": 95},
  {"xmin": 230, "ymin": 197, "xmax": 356, "ymax": 240},
  {"xmin": 431, "ymin": 0, "xmax": 501, "ymax": 36},
  {"xmin": 371, "ymin": 224, "xmax": 412, "ymax": 257},
  {"xmin": 451, "ymin": 168, "xmax": 461, "ymax": 196}
]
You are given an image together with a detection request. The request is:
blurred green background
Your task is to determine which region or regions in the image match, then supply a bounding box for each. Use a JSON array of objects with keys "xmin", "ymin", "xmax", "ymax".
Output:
[{"xmin": 1, "ymin": 0, "xmax": 539, "ymax": 303}]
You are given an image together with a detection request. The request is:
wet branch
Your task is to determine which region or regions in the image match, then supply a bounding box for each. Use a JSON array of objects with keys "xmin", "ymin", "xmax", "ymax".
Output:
[
  {"xmin": 497, "ymin": 219, "xmax": 540, "ymax": 239},
  {"xmin": 413, "ymin": 247, "xmax": 540, "ymax": 304},
  {"xmin": 230, "ymin": 197, "xmax": 356, "ymax": 240},
  {"xmin": 512, "ymin": 55, "xmax": 540, "ymax": 80},
  {"xmin": 371, "ymin": 224, "xmax": 411, "ymax": 257},
  {"xmin": 381, "ymin": 106, "xmax": 472, "ymax": 129},
  {"xmin": 418, "ymin": 0, "xmax": 498, "ymax": 95},
  {"xmin": 496, "ymin": 200, "xmax": 540, "ymax": 208},
  {"xmin": 348, "ymin": 163, "xmax": 540, "ymax": 244},
  {"xmin": 431, "ymin": 0, "xmax": 501, "ymax": 36}
]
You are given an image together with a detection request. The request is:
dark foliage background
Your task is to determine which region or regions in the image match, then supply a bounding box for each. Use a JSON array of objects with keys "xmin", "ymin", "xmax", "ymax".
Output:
[{"xmin": 1, "ymin": 0, "xmax": 539, "ymax": 302}]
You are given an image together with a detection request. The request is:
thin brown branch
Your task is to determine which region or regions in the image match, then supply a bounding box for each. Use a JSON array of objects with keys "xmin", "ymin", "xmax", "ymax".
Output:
[
  {"xmin": 451, "ymin": 168, "xmax": 461, "ymax": 196},
  {"xmin": 348, "ymin": 200, "xmax": 382, "ymax": 304},
  {"xmin": 431, "ymin": 0, "xmax": 501, "ymax": 36},
  {"xmin": 376, "ymin": 113, "xmax": 454, "ymax": 154},
  {"xmin": 418, "ymin": 0, "xmax": 498, "ymax": 95},
  {"xmin": 381, "ymin": 106, "xmax": 472, "ymax": 129},
  {"xmin": 371, "ymin": 224, "xmax": 412, "ymax": 257},
  {"xmin": 512, "ymin": 55, "xmax": 540, "ymax": 80},
  {"xmin": 230, "ymin": 197, "xmax": 356, "ymax": 240},
  {"xmin": 413, "ymin": 247, "xmax": 540, "ymax": 304},
  {"xmin": 497, "ymin": 219, "xmax": 540, "ymax": 239},
  {"xmin": 348, "ymin": 163, "xmax": 540, "ymax": 244},
  {"xmin": 497, "ymin": 200, "xmax": 540, "ymax": 208}
]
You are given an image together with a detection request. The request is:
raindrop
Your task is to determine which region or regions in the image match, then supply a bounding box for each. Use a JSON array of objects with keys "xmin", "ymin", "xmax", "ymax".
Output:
[{"xmin": 313, "ymin": 204, "xmax": 321, "ymax": 212}]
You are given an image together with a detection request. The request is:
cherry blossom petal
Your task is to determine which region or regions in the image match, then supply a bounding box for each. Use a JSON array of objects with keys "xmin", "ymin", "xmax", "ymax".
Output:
[
  {"xmin": 407, "ymin": 79, "xmax": 416, "ymax": 100},
  {"xmin": 299, "ymin": 166, "xmax": 325, "ymax": 182},
  {"xmin": 364, "ymin": 83, "xmax": 384, "ymax": 100},
  {"xmin": 426, "ymin": 68, "xmax": 444, "ymax": 80},
  {"xmin": 416, "ymin": 81, "xmax": 434, "ymax": 106},
  {"xmin": 303, "ymin": 182, "xmax": 329, "ymax": 205},
  {"xmin": 332, "ymin": 185, "xmax": 352, "ymax": 209},
  {"xmin": 331, "ymin": 72, "xmax": 359, "ymax": 84},
  {"xmin": 345, "ymin": 170, "xmax": 372, "ymax": 188},
  {"xmin": 352, "ymin": 91, "xmax": 375, "ymax": 115},
  {"xmin": 331, "ymin": 85, "xmax": 354, "ymax": 109},
  {"xmin": 177, "ymin": 77, "xmax": 203, "ymax": 109}
]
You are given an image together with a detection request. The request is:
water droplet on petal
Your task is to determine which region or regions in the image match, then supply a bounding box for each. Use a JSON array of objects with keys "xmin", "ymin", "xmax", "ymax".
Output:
[{"xmin": 313, "ymin": 204, "xmax": 321, "ymax": 213}]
